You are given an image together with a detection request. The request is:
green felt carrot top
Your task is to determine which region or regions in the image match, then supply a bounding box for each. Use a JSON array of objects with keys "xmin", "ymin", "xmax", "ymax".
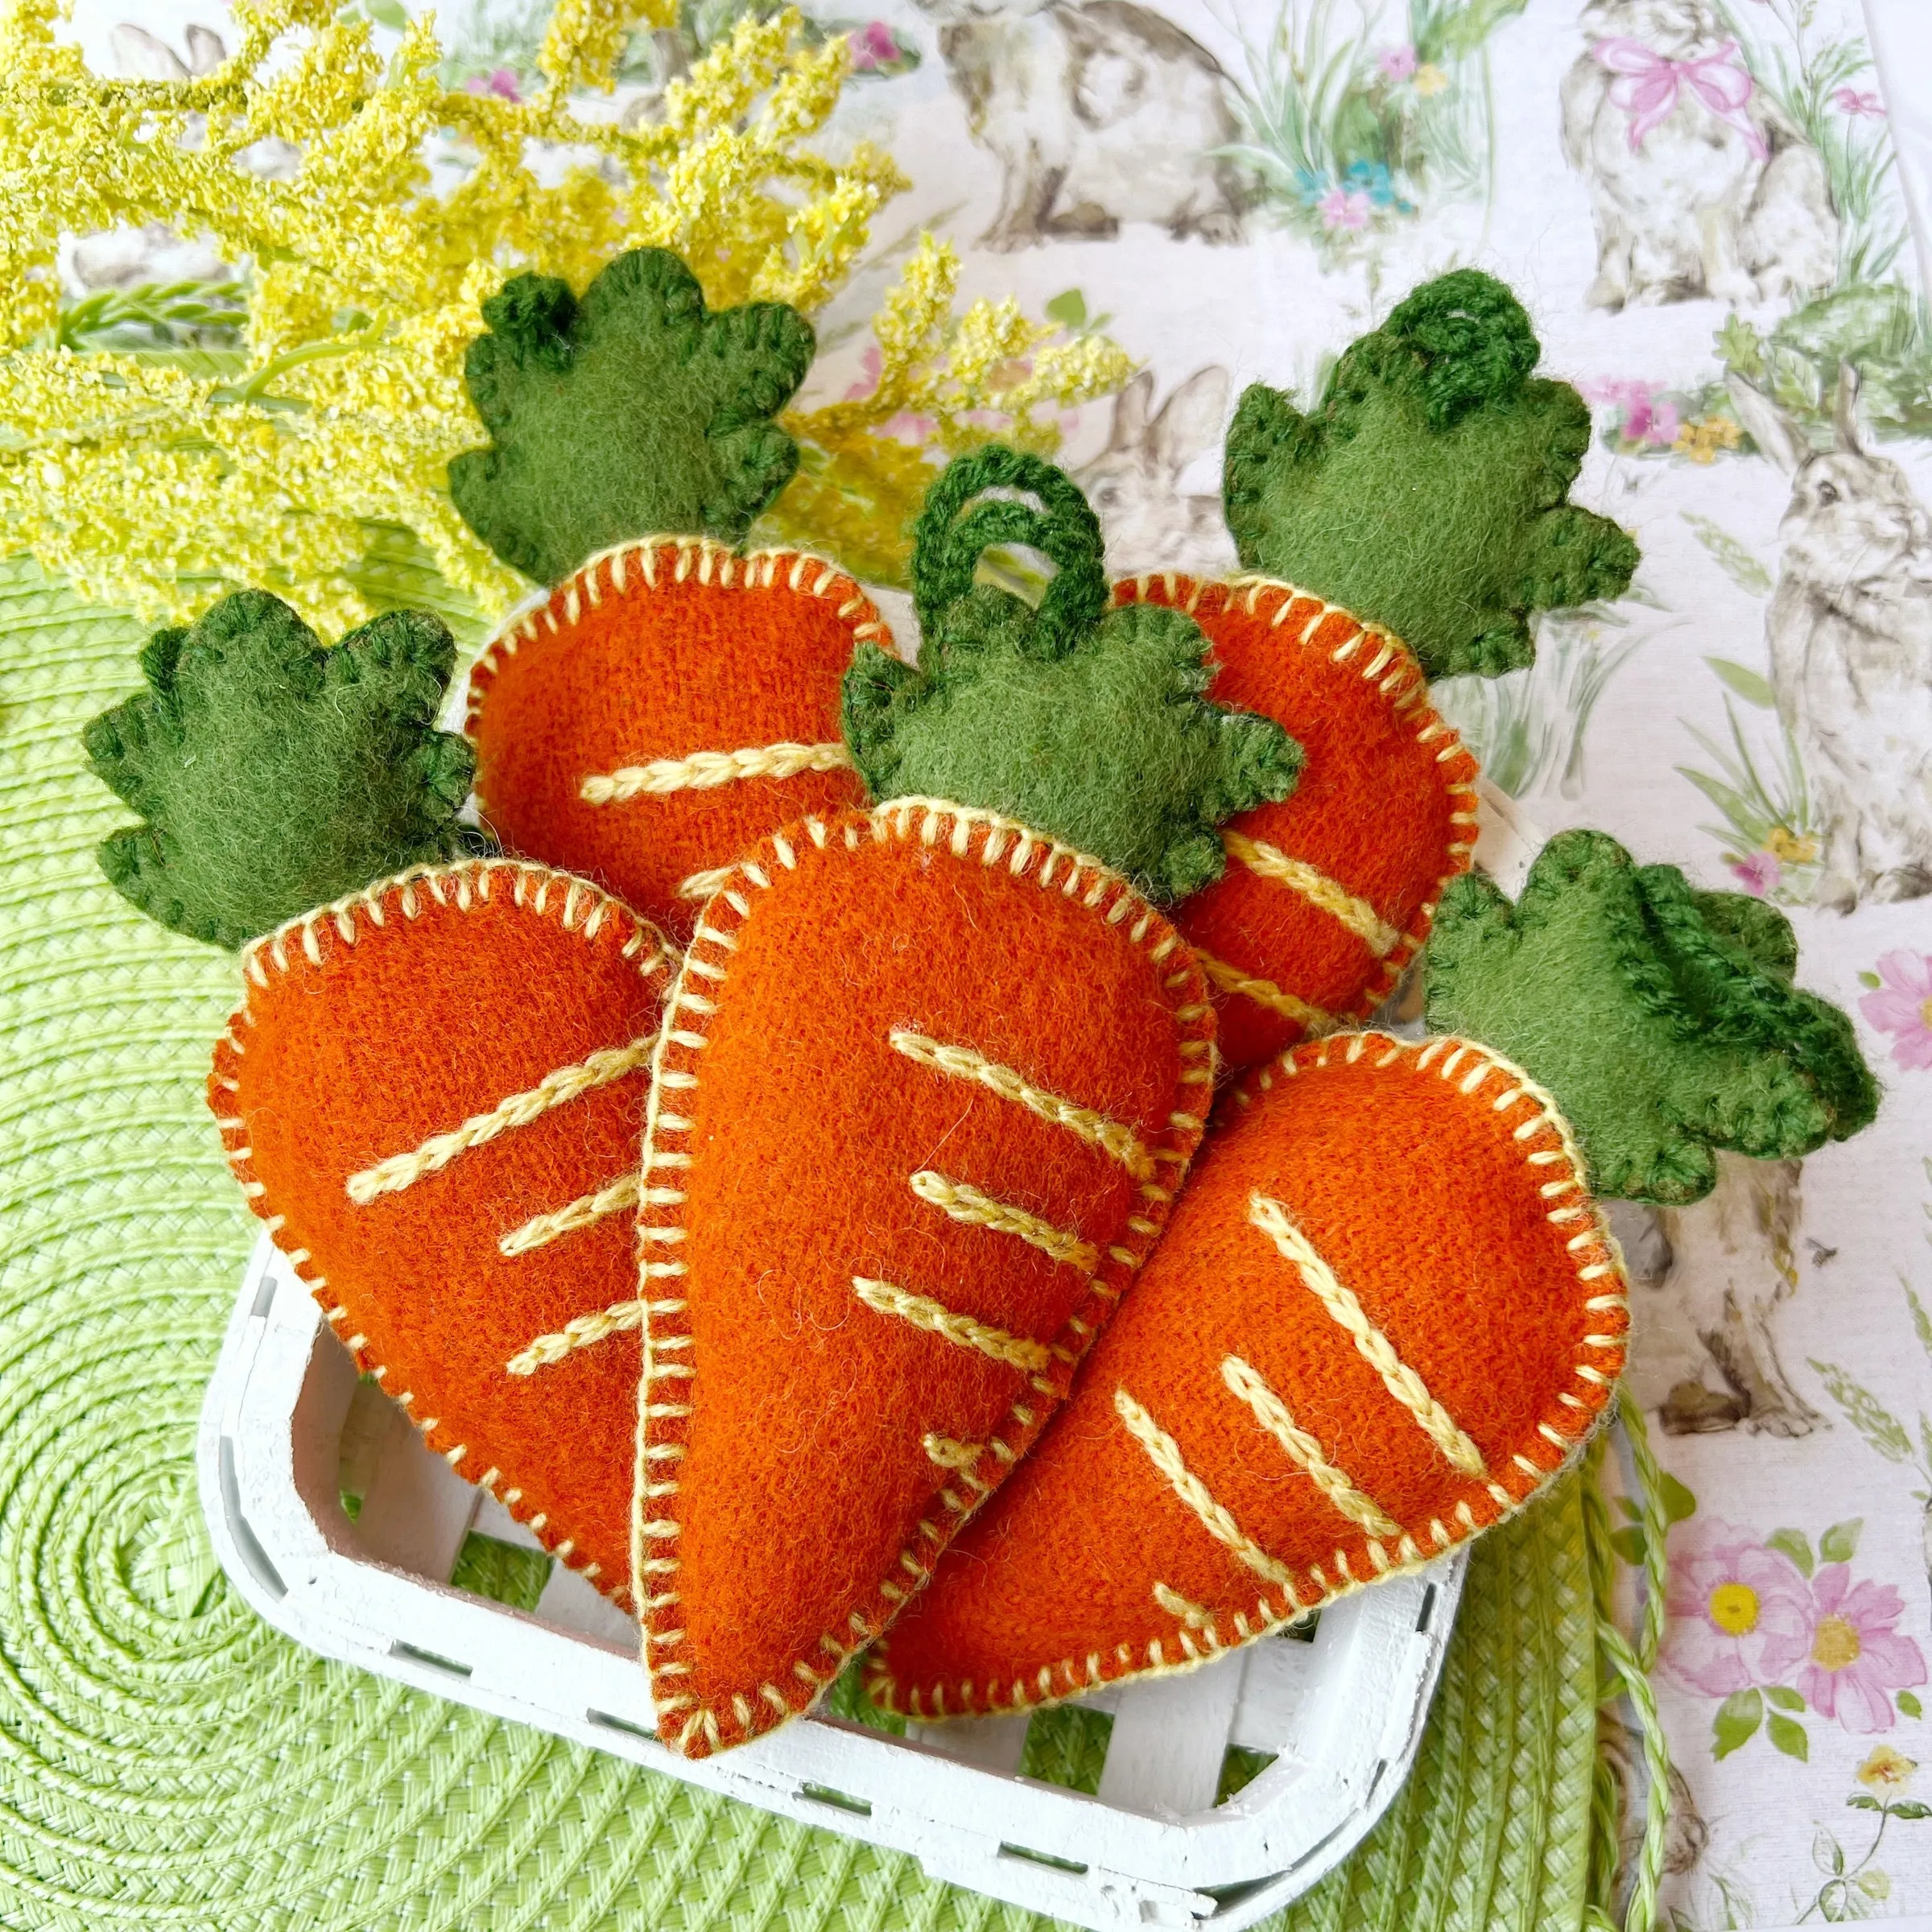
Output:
[
  {"xmin": 1423, "ymin": 829, "xmax": 1877, "ymax": 1204},
  {"xmin": 840, "ymin": 446, "xmax": 1303, "ymax": 903},
  {"xmin": 1223, "ymin": 269, "xmax": 1640, "ymax": 680},
  {"xmin": 450, "ymin": 248, "xmax": 816, "ymax": 587},
  {"xmin": 82, "ymin": 591, "xmax": 475, "ymax": 949}
]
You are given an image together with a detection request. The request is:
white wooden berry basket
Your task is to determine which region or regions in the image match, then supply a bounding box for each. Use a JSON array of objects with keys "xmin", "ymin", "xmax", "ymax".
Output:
[
  {"xmin": 198, "ymin": 1241, "xmax": 1463, "ymax": 1930},
  {"xmin": 196, "ymin": 786, "xmax": 1535, "ymax": 1930}
]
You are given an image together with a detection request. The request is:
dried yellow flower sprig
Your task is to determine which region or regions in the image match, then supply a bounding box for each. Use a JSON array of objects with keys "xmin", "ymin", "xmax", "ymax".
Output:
[
  {"xmin": 0, "ymin": 0, "xmax": 1128, "ymax": 626},
  {"xmin": 764, "ymin": 233, "xmax": 1134, "ymax": 583}
]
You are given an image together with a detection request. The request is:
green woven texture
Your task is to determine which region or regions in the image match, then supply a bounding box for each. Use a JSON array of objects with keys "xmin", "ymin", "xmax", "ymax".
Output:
[{"xmin": 0, "ymin": 555, "xmax": 1593, "ymax": 1931}]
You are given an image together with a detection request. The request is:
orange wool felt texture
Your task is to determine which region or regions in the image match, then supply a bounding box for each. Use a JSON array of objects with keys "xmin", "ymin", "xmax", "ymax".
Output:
[
  {"xmin": 208, "ymin": 859, "xmax": 675, "ymax": 1600},
  {"xmin": 1113, "ymin": 576, "xmax": 1480, "ymax": 1070},
  {"xmin": 634, "ymin": 799, "xmax": 1216, "ymax": 1757},
  {"xmin": 866, "ymin": 1030, "xmax": 1630, "ymax": 1718},
  {"xmin": 464, "ymin": 537, "xmax": 882, "ymax": 938}
]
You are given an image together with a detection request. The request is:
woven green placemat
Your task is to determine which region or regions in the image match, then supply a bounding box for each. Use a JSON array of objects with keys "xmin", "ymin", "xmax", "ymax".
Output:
[{"xmin": 0, "ymin": 555, "xmax": 1596, "ymax": 1932}]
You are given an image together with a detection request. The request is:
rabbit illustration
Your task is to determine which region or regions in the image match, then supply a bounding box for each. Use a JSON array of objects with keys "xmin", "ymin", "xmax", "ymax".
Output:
[
  {"xmin": 1615, "ymin": 1155, "xmax": 1820, "ymax": 1436},
  {"xmin": 912, "ymin": 0, "xmax": 1246, "ymax": 250},
  {"xmin": 1560, "ymin": 0, "xmax": 1837, "ymax": 309},
  {"xmin": 1727, "ymin": 366, "xmax": 1932, "ymax": 911},
  {"xmin": 109, "ymin": 21, "xmax": 226, "ymax": 78},
  {"xmin": 1073, "ymin": 365, "xmax": 1236, "ymax": 580}
]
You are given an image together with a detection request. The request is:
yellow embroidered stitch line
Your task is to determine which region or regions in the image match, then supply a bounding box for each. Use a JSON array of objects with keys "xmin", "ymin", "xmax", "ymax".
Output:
[
  {"xmin": 345, "ymin": 1037, "xmax": 655, "ymax": 1204},
  {"xmin": 1247, "ymin": 1191, "xmax": 1488, "ymax": 1478},
  {"xmin": 1153, "ymin": 1581, "xmax": 1216, "ymax": 1631},
  {"xmin": 853, "ymin": 1278, "xmax": 1052, "ymax": 1375},
  {"xmin": 921, "ymin": 1434, "xmax": 985, "ymax": 1472},
  {"xmin": 907, "ymin": 1170, "xmax": 1097, "ymax": 1273},
  {"xmin": 890, "ymin": 1030, "xmax": 1154, "ymax": 1180},
  {"xmin": 499, "ymin": 1170, "xmax": 642, "ymax": 1257},
  {"xmin": 1113, "ymin": 1385, "xmax": 1296, "ymax": 1587},
  {"xmin": 1191, "ymin": 947, "xmax": 1335, "ymax": 1033},
  {"xmin": 505, "ymin": 1296, "xmax": 679, "ymax": 1377},
  {"xmin": 580, "ymin": 741, "xmax": 854, "ymax": 805},
  {"xmin": 1222, "ymin": 831, "xmax": 1398, "ymax": 956},
  {"xmin": 1220, "ymin": 1354, "xmax": 1402, "ymax": 1537}
]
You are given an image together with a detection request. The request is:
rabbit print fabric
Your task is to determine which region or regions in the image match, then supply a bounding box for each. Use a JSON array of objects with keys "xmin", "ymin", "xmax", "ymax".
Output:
[{"xmin": 52, "ymin": 0, "xmax": 1932, "ymax": 1923}]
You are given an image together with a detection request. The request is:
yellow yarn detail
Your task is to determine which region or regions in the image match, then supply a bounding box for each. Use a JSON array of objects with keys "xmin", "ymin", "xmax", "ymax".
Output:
[
  {"xmin": 890, "ymin": 1030, "xmax": 1153, "ymax": 1179},
  {"xmin": 1191, "ymin": 947, "xmax": 1336, "ymax": 1033},
  {"xmin": 907, "ymin": 1170, "xmax": 1097, "ymax": 1272},
  {"xmin": 345, "ymin": 1037, "xmax": 654, "ymax": 1203},
  {"xmin": 1114, "ymin": 1386, "xmax": 1297, "ymax": 1589},
  {"xmin": 1223, "ymin": 831, "xmax": 1398, "ymax": 956},
  {"xmin": 498, "ymin": 1170, "xmax": 642, "ymax": 1257},
  {"xmin": 580, "ymin": 741, "xmax": 852, "ymax": 804},
  {"xmin": 852, "ymin": 1278, "xmax": 1051, "ymax": 1375},
  {"xmin": 1220, "ymin": 1355, "xmax": 1402, "ymax": 1538},
  {"xmin": 1248, "ymin": 1193, "xmax": 1488, "ymax": 1478}
]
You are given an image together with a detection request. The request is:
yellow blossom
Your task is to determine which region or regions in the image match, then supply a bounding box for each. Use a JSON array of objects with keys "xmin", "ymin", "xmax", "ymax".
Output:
[
  {"xmin": 0, "ymin": 2, "xmax": 1127, "ymax": 625},
  {"xmin": 1674, "ymin": 415, "xmax": 1744, "ymax": 464},
  {"xmin": 1765, "ymin": 826, "xmax": 1818, "ymax": 865},
  {"xmin": 1414, "ymin": 64, "xmax": 1448, "ymax": 96},
  {"xmin": 1857, "ymin": 1744, "xmax": 1917, "ymax": 1792}
]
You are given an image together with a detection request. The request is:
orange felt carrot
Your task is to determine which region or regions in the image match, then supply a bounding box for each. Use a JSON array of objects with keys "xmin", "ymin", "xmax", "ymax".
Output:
[
  {"xmin": 1113, "ymin": 575, "xmax": 1480, "ymax": 1071},
  {"xmin": 865, "ymin": 1030, "xmax": 1629, "ymax": 1718},
  {"xmin": 465, "ymin": 538, "xmax": 884, "ymax": 938},
  {"xmin": 210, "ymin": 858, "xmax": 675, "ymax": 1600},
  {"xmin": 631, "ymin": 801, "xmax": 1216, "ymax": 1757}
]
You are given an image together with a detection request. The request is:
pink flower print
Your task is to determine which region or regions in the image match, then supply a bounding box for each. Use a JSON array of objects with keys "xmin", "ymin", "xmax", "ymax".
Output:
[
  {"xmin": 1378, "ymin": 44, "xmax": 1418, "ymax": 82},
  {"xmin": 848, "ymin": 20, "xmax": 903, "ymax": 72},
  {"xmin": 1728, "ymin": 849, "xmax": 1781, "ymax": 898},
  {"xmin": 1625, "ymin": 392, "xmax": 1680, "ymax": 448},
  {"xmin": 1834, "ymin": 87, "xmax": 1887, "ymax": 118},
  {"xmin": 843, "ymin": 342, "xmax": 883, "ymax": 402},
  {"xmin": 1319, "ymin": 187, "xmax": 1372, "ymax": 232},
  {"xmin": 462, "ymin": 67, "xmax": 520, "ymax": 101},
  {"xmin": 1760, "ymin": 1567, "xmax": 1929, "ymax": 1733},
  {"xmin": 1663, "ymin": 1523, "xmax": 1813, "ymax": 1697},
  {"xmin": 1860, "ymin": 951, "xmax": 1932, "ymax": 1071}
]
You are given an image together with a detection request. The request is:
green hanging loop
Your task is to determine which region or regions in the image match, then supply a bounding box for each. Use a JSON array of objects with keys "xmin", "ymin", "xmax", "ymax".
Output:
[{"xmin": 908, "ymin": 444, "xmax": 1110, "ymax": 657}]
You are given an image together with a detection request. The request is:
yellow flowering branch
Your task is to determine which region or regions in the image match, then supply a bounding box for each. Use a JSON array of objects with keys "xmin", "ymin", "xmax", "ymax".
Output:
[{"xmin": 1, "ymin": 0, "xmax": 1129, "ymax": 625}]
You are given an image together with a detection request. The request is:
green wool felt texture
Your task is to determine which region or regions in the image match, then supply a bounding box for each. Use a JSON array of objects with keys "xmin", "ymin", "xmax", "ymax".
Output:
[
  {"xmin": 1423, "ymin": 828, "xmax": 1878, "ymax": 1205},
  {"xmin": 82, "ymin": 590, "xmax": 474, "ymax": 950},
  {"xmin": 842, "ymin": 445, "xmax": 1302, "ymax": 902},
  {"xmin": 1222, "ymin": 270, "xmax": 1641, "ymax": 679},
  {"xmin": 450, "ymin": 248, "xmax": 815, "ymax": 585}
]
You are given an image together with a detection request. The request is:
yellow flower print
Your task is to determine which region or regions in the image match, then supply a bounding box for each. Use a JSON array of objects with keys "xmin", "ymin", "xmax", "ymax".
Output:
[{"xmin": 1857, "ymin": 1744, "xmax": 1917, "ymax": 1791}]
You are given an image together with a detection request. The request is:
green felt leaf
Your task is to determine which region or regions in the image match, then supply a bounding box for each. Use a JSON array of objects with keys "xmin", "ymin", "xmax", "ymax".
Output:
[
  {"xmin": 1767, "ymin": 1715, "xmax": 1810, "ymax": 1762},
  {"xmin": 1768, "ymin": 1530, "xmax": 1815, "ymax": 1578},
  {"xmin": 1820, "ymin": 1519, "xmax": 1864, "ymax": 1565},
  {"xmin": 1713, "ymin": 1688, "xmax": 1762, "ymax": 1758},
  {"xmin": 1765, "ymin": 1685, "xmax": 1806, "ymax": 1713},
  {"xmin": 450, "ymin": 247, "xmax": 815, "ymax": 585},
  {"xmin": 844, "ymin": 445, "xmax": 1302, "ymax": 903},
  {"xmin": 1423, "ymin": 828, "xmax": 1878, "ymax": 1204},
  {"xmin": 1223, "ymin": 269, "xmax": 1639, "ymax": 679},
  {"xmin": 82, "ymin": 590, "xmax": 474, "ymax": 949}
]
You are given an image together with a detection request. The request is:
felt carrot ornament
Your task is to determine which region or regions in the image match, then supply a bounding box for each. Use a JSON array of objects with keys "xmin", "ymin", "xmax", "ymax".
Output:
[
  {"xmin": 452, "ymin": 249, "xmax": 879, "ymax": 938},
  {"xmin": 865, "ymin": 1030, "xmax": 1629, "ymax": 1717},
  {"xmin": 83, "ymin": 590, "xmax": 675, "ymax": 1601},
  {"xmin": 625, "ymin": 446, "xmax": 1301, "ymax": 1757},
  {"xmin": 1112, "ymin": 574, "xmax": 1480, "ymax": 1071}
]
